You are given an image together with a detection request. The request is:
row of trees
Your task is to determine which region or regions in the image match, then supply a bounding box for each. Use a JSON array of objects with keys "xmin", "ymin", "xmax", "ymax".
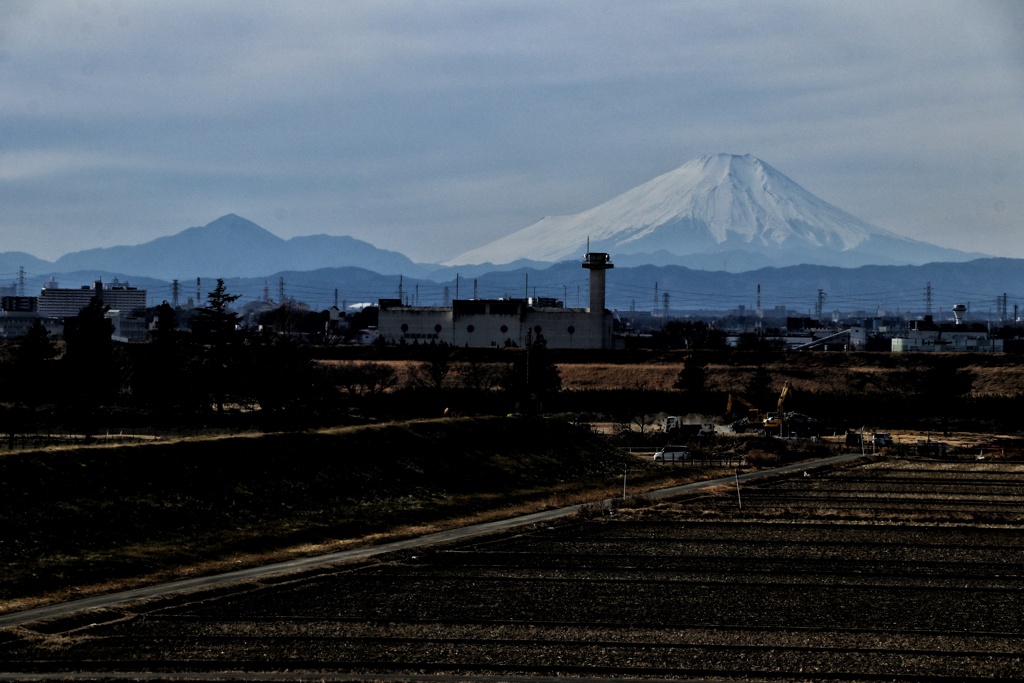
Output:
[{"xmin": 0, "ymin": 281, "xmax": 564, "ymax": 438}]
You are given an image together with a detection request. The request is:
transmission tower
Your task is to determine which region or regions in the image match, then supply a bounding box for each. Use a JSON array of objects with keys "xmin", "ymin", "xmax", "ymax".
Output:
[
  {"xmin": 278, "ymin": 277, "xmax": 286, "ymax": 304},
  {"xmin": 755, "ymin": 283, "xmax": 763, "ymax": 335},
  {"xmin": 925, "ymin": 282, "xmax": 933, "ymax": 317},
  {"xmin": 662, "ymin": 291, "xmax": 670, "ymax": 319},
  {"xmin": 171, "ymin": 279, "xmax": 180, "ymax": 307},
  {"xmin": 18, "ymin": 266, "xmax": 25, "ymax": 297}
]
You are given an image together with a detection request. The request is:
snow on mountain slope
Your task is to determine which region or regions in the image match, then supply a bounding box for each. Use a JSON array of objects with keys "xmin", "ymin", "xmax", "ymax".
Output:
[{"xmin": 445, "ymin": 154, "xmax": 972, "ymax": 268}]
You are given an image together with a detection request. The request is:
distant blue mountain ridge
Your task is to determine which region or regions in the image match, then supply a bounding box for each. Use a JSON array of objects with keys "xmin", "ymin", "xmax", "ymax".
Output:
[{"xmin": 0, "ymin": 214, "xmax": 1020, "ymax": 315}]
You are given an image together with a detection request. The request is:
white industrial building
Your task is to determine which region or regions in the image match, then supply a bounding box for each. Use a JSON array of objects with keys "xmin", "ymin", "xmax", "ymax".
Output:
[
  {"xmin": 39, "ymin": 279, "xmax": 147, "ymax": 318},
  {"xmin": 377, "ymin": 252, "xmax": 616, "ymax": 349},
  {"xmin": 891, "ymin": 305, "xmax": 1004, "ymax": 352},
  {"xmin": 891, "ymin": 329, "xmax": 1003, "ymax": 353}
]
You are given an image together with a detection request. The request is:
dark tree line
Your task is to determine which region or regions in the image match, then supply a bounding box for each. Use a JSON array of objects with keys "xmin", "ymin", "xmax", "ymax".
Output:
[
  {"xmin": 0, "ymin": 280, "xmax": 338, "ymax": 436},
  {"xmin": 0, "ymin": 281, "xmax": 567, "ymax": 437}
]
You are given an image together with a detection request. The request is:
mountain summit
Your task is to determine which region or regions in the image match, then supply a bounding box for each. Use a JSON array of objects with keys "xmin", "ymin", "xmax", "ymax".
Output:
[
  {"xmin": 50, "ymin": 214, "xmax": 424, "ymax": 280},
  {"xmin": 446, "ymin": 154, "xmax": 979, "ymax": 270}
]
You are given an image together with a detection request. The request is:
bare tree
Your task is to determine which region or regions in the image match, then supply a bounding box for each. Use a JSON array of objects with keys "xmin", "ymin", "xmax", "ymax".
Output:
[{"xmin": 332, "ymin": 362, "xmax": 398, "ymax": 398}]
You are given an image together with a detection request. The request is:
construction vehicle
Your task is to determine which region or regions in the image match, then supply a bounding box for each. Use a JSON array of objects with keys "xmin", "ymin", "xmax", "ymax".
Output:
[
  {"xmin": 762, "ymin": 382, "xmax": 792, "ymax": 432},
  {"xmin": 662, "ymin": 415, "xmax": 716, "ymax": 437},
  {"xmin": 725, "ymin": 393, "xmax": 765, "ymax": 433},
  {"xmin": 727, "ymin": 382, "xmax": 793, "ymax": 435}
]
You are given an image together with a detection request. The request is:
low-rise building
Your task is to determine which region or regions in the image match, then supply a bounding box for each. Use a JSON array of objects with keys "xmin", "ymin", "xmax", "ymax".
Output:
[
  {"xmin": 0, "ymin": 311, "xmax": 62, "ymax": 339},
  {"xmin": 107, "ymin": 309, "xmax": 149, "ymax": 343},
  {"xmin": 376, "ymin": 253, "xmax": 616, "ymax": 350},
  {"xmin": 891, "ymin": 329, "xmax": 1003, "ymax": 352}
]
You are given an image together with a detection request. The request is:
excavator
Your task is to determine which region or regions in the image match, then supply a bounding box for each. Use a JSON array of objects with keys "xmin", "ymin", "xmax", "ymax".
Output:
[
  {"xmin": 725, "ymin": 392, "xmax": 764, "ymax": 433},
  {"xmin": 761, "ymin": 382, "xmax": 792, "ymax": 432},
  {"xmin": 726, "ymin": 382, "xmax": 792, "ymax": 435}
]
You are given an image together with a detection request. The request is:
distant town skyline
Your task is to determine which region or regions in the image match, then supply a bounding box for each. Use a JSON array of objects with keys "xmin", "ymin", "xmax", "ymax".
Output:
[{"xmin": 1, "ymin": 1, "xmax": 1022, "ymax": 266}]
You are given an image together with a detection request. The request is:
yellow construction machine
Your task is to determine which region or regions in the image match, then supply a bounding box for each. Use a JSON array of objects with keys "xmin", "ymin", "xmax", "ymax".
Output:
[
  {"xmin": 726, "ymin": 382, "xmax": 792, "ymax": 434},
  {"xmin": 762, "ymin": 382, "xmax": 792, "ymax": 431}
]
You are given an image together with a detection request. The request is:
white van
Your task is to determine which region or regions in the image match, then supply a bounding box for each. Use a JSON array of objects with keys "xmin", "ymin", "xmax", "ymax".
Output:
[{"xmin": 654, "ymin": 447, "xmax": 690, "ymax": 462}]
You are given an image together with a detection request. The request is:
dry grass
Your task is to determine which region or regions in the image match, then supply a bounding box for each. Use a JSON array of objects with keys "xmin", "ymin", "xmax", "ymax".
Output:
[{"xmin": 558, "ymin": 363, "xmax": 681, "ymax": 391}]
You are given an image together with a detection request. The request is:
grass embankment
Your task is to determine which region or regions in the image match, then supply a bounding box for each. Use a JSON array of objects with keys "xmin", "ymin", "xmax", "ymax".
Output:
[{"xmin": 1, "ymin": 416, "xmax": 699, "ymax": 614}]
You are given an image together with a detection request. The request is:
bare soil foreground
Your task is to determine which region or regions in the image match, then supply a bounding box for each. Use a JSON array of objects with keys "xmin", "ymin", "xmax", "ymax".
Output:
[{"xmin": 2, "ymin": 455, "xmax": 1022, "ymax": 682}]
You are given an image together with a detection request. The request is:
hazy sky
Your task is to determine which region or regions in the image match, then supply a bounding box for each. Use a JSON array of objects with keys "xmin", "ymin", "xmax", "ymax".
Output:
[{"xmin": 2, "ymin": 0, "xmax": 1022, "ymax": 264}]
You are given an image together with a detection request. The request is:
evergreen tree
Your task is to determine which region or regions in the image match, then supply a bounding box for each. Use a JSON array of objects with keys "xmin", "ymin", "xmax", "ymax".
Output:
[
  {"xmin": 62, "ymin": 298, "xmax": 118, "ymax": 436},
  {"xmin": 192, "ymin": 279, "xmax": 241, "ymax": 343},
  {"xmin": 192, "ymin": 279, "xmax": 242, "ymax": 415}
]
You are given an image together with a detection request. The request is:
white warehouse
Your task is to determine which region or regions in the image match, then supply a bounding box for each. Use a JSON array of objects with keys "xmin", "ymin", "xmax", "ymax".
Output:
[{"xmin": 377, "ymin": 252, "xmax": 616, "ymax": 349}]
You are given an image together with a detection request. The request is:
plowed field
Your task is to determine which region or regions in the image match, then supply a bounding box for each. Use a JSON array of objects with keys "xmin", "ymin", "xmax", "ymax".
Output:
[{"xmin": 3, "ymin": 456, "xmax": 1023, "ymax": 682}]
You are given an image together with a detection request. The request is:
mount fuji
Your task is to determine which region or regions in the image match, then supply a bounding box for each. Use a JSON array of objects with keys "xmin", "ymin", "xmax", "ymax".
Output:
[{"xmin": 446, "ymin": 154, "xmax": 982, "ymax": 271}]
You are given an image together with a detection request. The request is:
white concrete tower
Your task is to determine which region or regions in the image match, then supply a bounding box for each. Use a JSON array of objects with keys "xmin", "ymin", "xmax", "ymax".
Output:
[{"xmin": 582, "ymin": 251, "xmax": 614, "ymax": 313}]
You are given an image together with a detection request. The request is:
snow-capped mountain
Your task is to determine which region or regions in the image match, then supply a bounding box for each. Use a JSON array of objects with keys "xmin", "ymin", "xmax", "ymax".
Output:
[{"xmin": 446, "ymin": 154, "xmax": 980, "ymax": 270}]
